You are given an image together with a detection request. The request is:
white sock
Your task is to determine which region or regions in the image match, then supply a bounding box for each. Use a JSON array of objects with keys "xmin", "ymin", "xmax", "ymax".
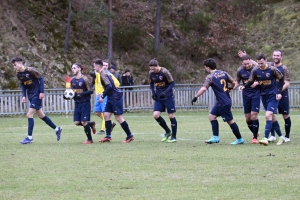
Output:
[
  {"xmin": 55, "ymin": 127, "xmax": 59, "ymax": 131},
  {"xmin": 28, "ymin": 136, "xmax": 33, "ymax": 139}
]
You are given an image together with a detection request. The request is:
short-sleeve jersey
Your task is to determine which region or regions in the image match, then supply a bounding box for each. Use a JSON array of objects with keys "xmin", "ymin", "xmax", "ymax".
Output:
[
  {"xmin": 17, "ymin": 67, "xmax": 43, "ymax": 100},
  {"xmin": 100, "ymin": 70, "xmax": 122, "ymax": 100},
  {"xmin": 248, "ymin": 64, "xmax": 283, "ymax": 95},
  {"xmin": 149, "ymin": 67, "xmax": 174, "ymax": 97},
  {"xmin": 203, "ymin": 70, "xmax": 234, "ymax": 106},
  {"xmin": 95, "ymin": 70, "xmax": 120, "ymax": 95},
  {"xmin": 71, "ymin": 75, "xmax": 92, "ymax": 103},
  {"xmin": 270, "ymin": 63, "xmax": 290, "ymax": 97},
  {"xmin": 236, "ymin": 65, "xmax": 260, "ymax": 99}
]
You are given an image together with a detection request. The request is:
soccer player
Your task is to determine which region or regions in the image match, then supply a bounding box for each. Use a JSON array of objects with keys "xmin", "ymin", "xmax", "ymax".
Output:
[
  {"xmin": 149, "ymin": 59, "xmax": 177, "ymax": 143},
  {"xmin": 11, "ymin": 57, "xmax": 62, "ymax": 144},
  {"xmin": 240, "ymin": 53, "xmax": 285, "ymax": 145},
  {"xmin": 234, "ymin": 55, "xmax": 260, "ymax": 144},
  {"xmin": 93, "ymin": 59, "xmax": 134, "ymax": 143},
  {"xmin": 268, "ymin": 50, "xmax": 291, "ymax": 143},
  {"xmin": 66, "ymin": 63, "xmax": 96, "ymax": 144},
  {"xmin": 192, "ymin": 58, "xmax": 244, "ymax": 145},
  {"xmin": 90, "ymin": 60, "xmax": 118, "ymax": 134}
]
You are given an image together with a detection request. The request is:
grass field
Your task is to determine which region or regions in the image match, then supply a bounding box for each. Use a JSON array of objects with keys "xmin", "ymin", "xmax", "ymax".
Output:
[{"xmin": 1, "ymin": 111, "xmax": 299, "ymax": 200}]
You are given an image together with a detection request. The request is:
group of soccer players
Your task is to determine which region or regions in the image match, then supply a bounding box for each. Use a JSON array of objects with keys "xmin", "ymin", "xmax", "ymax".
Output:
[{"xmin": 11, "ymin": 50, "xmax": 291, "ymax": 145}]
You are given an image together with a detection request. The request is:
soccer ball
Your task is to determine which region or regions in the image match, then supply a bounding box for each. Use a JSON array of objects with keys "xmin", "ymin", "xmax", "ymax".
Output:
[{"xmin": 64, "ymin": 89, "xmax": 75, "ymax": 99}]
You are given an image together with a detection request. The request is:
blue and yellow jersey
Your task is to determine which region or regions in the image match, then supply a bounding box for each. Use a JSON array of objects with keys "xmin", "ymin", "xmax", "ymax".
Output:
[
  {"xmin": 17, "ymin": 67, "xmax": 44, "ymax": 100},
  {"xmin": 236, "ymin": 65, "xmax": 260, "ymax": 99},
  {"xmin": 149, "ymin": 67, "xmax": 174, "ymax": 97},
  {"xmin": 71, "ymin": 75, "xmax": 92, "ymax": 103},
  {"xmin": 248, "ymin": 64, "xmax": 283, "ymax": 96},
  {"xmin": 94, "ymin": 71, "xmax": 120, "ymax": 95},
  {"xmin": 100, "ymin": 70, "xmax": 122, "ymax": 100},
  {"xmin": 203, "ymin": 70, "xmax": 234, "ymax": 106}
]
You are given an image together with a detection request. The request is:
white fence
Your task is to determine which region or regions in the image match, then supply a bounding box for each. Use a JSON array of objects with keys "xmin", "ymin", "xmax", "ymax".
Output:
[{"xmin": 1, "ymin": 83, "xmax": 300, "ymax": 115}]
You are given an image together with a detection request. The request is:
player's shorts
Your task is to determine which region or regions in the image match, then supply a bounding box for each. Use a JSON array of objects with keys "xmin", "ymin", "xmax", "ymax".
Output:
[
  {"xmin": 29, "ymin": 96, "xmax": 42, "ymax": 110},
  {"xmin": 153, "ymin": 97, "xmax": 176, "ymax": 113},
  {"xmin": 261, "ymin": 94, "xmax": 279, "ymax": 114},
  {"xmin": 243, "ymin": 97, "xmax": 260, "ymax": 114},
  {"xmin": 105, "ymin": 97, "xmax": 124, "ymax": 115},
  {"xmin": 74, "ymin": 101, "xmax": 91, "ymax": 122},
  {"xmin": 278, "ymin": 94, "xmax": 290, "ymax": 114},
  {"xmin": 94, "ymin": 95, "xmax": 107, "ymax": 112},
  {"xmin": 210, "ymin": 104, "xmax": 233, "ymax": 122}
]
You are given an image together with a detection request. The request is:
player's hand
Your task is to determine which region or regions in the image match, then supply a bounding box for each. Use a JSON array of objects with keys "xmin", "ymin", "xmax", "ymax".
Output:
[
  {"xmin": 191, "ymin": 97, "xmax": 197, "ymax": 105},
  {"xmin": 251, "ymin": 81, "xmax": 259, "ymax": 88},
  {"xmin": 239, "ymin": 86, "xmax": 245, "ymax": 91},
  {"xmin": 238, "ymin": 50, "xmax": 247, "ymax": 57},
  {"xmin": 276, "ymin": 94, "xmax": 282, "ymax": 100},
  {"xmin": 63, "ymin": 95, "xmax": 70, "ymax": 100},
  {"xmin": 99, "ymin": 95, "xmax": 104, "ymax": 103},
  {"xmin": 39, "ymin": 93, "xmax": 45, "ymax": 99},
  {"xmin": 152, "ymin": 93, "xmax": 157, "ymax": 100},
  {"xmin": 159, "ymin": 92, "xmax": 166, "ymax": 98},
  {"xmin": 90, "ymin": 70, "xmax": 96, "ymax": 79},
  {"xmin": 21, "ymin": 96, "xmax": 26, "ymax": 103}
]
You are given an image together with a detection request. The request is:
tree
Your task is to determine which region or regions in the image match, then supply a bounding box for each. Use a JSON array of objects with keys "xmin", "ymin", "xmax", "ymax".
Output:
[
  {"xmin": 154, "ymin": 0, "xmax": 161, "ymax": 57},
  {"xmin": 107, "ymin": 0, "xmax": 113, "ymax": 63},
  {"xmin": 64, "ymin": 0, "xmax": 72, "ymax": 51}
]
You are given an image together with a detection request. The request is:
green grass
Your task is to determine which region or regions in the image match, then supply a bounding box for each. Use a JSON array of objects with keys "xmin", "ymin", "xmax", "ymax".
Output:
[{"xmin": 1, "ymin": 111, "xmax": 300, "ymax": 200}]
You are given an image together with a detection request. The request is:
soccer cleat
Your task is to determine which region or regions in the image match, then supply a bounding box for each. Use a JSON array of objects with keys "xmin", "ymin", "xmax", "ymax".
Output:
[
  {"xmin": 167, "ymin": 137, "xmax": 177, "ymax": 143},
  {"xmin": 111, "ymin": 122, "xmax": 116, "ymax": 132},
  {"xmin": 267, "ymin": 136, "xmax": 276, "ymax": 142},
  {"xmin": 89, "ymin": 121, "xmax": 96, "ymax": 134},
  {"xmin": 20, "ymin": 137, "xmax": 33, "ymax": 144},
  {"xmin": 252, "ymin": 137, "xmax": 259, "ymax": 144},
  {"xmin": 276, "ymin": 137, "xmax": 285, "ymax": 145},
  {"xmin": 97, "ymin": 130, "xmax": 105, "ymax": 135},
  {"xmin": 83, "ymin": 140, "xmax": 93, "ymax": 144},
  {"xmin": 161, "ymin": 132, "xmax": 172, "ymax": 142},
  {"xmin": 259, "ymin": 138, "xmax": 269, "ymax": 146},
  {"xmin": 123, "ymin": 135, "xmax": 134, "ymax": 143},
  {"xmin": 284, "ymin": 137, "xmax": 290, "ymax": 143},
  {"xmin": 99, "ymin": 137, "xmax": 112, "ymax": 143},
  {"xmin": 205, "ymin": 136, "xmax": 220, "ymax": 144},
  {"xmin": 230, "ymin": 138, "xmax": 244, "ymax": 145},
  {"xmin": 56, "ymin": 127, "xmax": 62, "ymax": 141}
]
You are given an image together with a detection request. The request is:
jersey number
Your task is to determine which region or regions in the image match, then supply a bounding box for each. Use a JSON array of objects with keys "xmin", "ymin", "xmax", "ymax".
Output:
[{"xmin": 220, "ymin": 79, "xmax": 228, "ymax": 92}]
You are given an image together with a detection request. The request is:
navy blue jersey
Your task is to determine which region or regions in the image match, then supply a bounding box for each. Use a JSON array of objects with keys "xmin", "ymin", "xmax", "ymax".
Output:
[
  {"xmin": 248, "ymin": 64, "xmax": 283, "ymax": 96},
  {"xmin": 17, "ymin": 67, "xmax": 44, "ymax": 100},
  {"xmin": 236, "ymin": 65, "xmax": 260, "ymax": 99},
  {"xmin": 100, "ymin": 70, "xmax": 122, "ymax": 100},
  {"xmin": 71, "ymin": 75, "xmax": 92, "ymax": 103},
  {"xmin": 269, "ymin": 63, "xmax": 290, "ymax": 97},
  {"xmin": 203, "ymin": 70, "xmax": 234, "ymax": 106},
  {"xmin": 149, "ymin": 67, "xmax": 174, "ymax": 98}
]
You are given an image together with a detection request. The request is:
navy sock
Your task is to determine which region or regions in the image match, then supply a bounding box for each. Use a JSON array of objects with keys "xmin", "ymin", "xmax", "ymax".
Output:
[
  {"xmin": 105, "ymin": 120, "xmax": 112, "ymax": 138},
  {"xmin": 273, "ymin": 120, "xmax": 282, "ymax": 137},
  {"xmin": 170, "ymin": 117, "xmax": 177, "ymax": 139},
  {"xmin": 284, "ymin": 117, "xmax": 291, "ymax": 138},
  {"xmin": 120, "ymin": 121, "xmax": 132, "ymax": 137},
  {"xmin": 84, "ymin": 124, "xmax": 92, "ymax": 141},
  {"xmin": 252, "ymin": 119, "xmax": 259, "ymax": 139},
  {"xmin": 230, "ymin": 122, "xmax": 242, "ymax": 139},
  {"xmin": 210, "ymin": 120, "xmax": 219, "ymax": 137},
  {"xmin": 42, "ymin": 115, "xmax": 56, "ymax": 129},
  {"xmin": 155, "ymin": 116, "xmax": 171, "ymax": 133},
  {"xmin": 270, "ymin": 126, "xmax": 276, "ymax": 137},
  {"xmin": 28, "ymin": 118, "xmax": 34, "ymax": 136},
  {"xmin": 264, "ymin": 120, "xmax": 273, "ymax": 138},
  {"xmin": 246, "ymin": 121, "xmax": 253, "ymax": 133}
]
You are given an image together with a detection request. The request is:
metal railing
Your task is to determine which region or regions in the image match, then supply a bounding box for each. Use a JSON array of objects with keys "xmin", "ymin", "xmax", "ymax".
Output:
[{"xmin": 1, "ymin": 83, "xmax": 300, "ymax": 115}]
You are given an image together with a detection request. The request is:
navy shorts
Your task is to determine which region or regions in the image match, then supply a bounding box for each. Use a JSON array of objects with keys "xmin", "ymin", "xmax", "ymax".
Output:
[
  {"xmin": 243, "ymin": 97, "xmax": 260, "ymax": 114},
  {"xmin": 29, "ymin": 96, "xmax": 42, "ymax": 110},
  {"xmin": 261, "ymin": 94, "xmax": 279, "ymax": 114},
  {"xmin": 94, "ymin": 95, "xmax": 107, "ymax": 113},
  {"xmin": 105, "ymin": 97, "xmax": 124, "ymax": 115},
  {"xmin": 153, "ymin": 98, "xmax": 176, "ymax": 113},
  {"xmin": 278, "ymin": 95, "xmax": 290, "ymax": 114},
  {"xmin": 74, "ymin": 101, "xmax": 91, "ymax": 122},
  {"xmin": 210, "ymin": 104, "xmax": 233, "ymax": 122}
]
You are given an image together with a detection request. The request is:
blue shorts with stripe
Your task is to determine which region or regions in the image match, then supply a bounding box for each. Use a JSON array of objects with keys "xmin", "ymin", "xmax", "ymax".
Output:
[
  {"xmin": 278, "ymin": 95, "xmax": 290, "ymax": 114},
  {"xmin": 243, "ymin": 97, "xmax": 260, "ymax": 114},
  {"xmin": 210, "ymin": 104, "xmax": 233, "ymax": 122},
  {"xmin": 105, "ymin": 97, "xmax": 124, "ymax": 115},
  {"xmin": 29, "ymin": 96, "xmax": 42, "ymax": 110},
  {"xmin": 261, "ymin": 94, "xmax": 279, "ymax": 114},
  {"xmin": 153, "ymin": 97, "xmax": 176, "ymax": 113}
]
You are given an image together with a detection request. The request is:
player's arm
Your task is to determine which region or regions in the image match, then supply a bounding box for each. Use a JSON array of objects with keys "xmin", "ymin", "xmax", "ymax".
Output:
[
  {"xmin": 241, "ymin": 67, "xmax": 257, "ymax": 89},
  {"xmin": 233, "ymin": 68, "xmax": 241, "ymax": 90},
  {"xmin": 159, "ymin": 69, "xmax": 175, "ymax": 98},
  {"xmin": 100, "ymin": 73, "xmax": 113, "ymax": 99},
  {"xmin": 21, "ymin": 83, "xmax": 27, "ymax": 102},
  {"xmin": 282, "ymin": 66, "xmax": 290, "ymax": 91},
  {"xmin": 273, "ymin": 68, "xmax": 284, "ymax": 94},
  {"xmin": 80, "ymin": 76, "xmax": 93, "ymax": 96},
  {"xmin": 28, "ymin": 67, "xmax": 45, "ymax": 99}
]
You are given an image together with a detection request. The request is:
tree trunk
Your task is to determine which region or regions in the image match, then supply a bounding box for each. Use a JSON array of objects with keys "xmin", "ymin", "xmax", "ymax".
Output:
[
  {"xmin": 154, "ymin": 0, "xmax": 161, "ymax": 57},
  {"xmin": 64, "ymin": 0, "xmax": 72, "ymax": 51},
  {"xmin": 107, "ymin": 0, "xmax": 113, "ymax": 63}
]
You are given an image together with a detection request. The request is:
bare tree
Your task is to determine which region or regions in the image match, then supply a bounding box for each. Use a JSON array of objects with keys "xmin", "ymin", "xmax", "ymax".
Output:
[
  {"xmin": 107, "ymin": 0, "xmax": 113, "ymax": 63},
  {"xmin": 64, "ymin": 0, "xmax": 72, "ymax": 51},
  {"xmin": 154, "ymin": 0, "xmax": 161, "ymax": 57}
]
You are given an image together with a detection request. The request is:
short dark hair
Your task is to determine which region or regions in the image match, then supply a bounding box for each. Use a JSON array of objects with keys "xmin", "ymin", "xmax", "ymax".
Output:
[
  {"xmin": 274, "ymin": 49, "xmax": 283, "ymax": 56},
  {"xmin": 149, "ymin": 58, "xmax": 159, "ymax": 66},
  {"xmin": 73, "ymin": 63, "xmax": 83, "ymax": 70},
  {"xmin": 125, "ymin": 69, "xmax": 130, "ymax": 73},
  {"xmin": 11, "ymin": 56, "xmax": 23, "ymax": 63},
  {"xmin": 203, "ymin": 58, "xmax": 217, "ymax": 69},
  {"xmin": 93, "ymin": 59, "xmax": 103, "ymax": 66},
  {"xmin": 241, "ymin": 55, "xmax": 251, "ymax": 61},
  {"xmin": 256, "ymin": 53, "xmax": 266, "ymax": 60}
]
